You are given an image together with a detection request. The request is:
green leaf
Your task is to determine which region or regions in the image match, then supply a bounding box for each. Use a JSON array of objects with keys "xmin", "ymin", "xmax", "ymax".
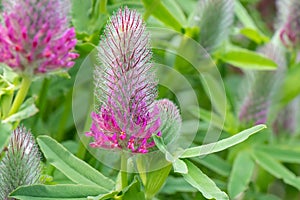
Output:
[
  {"xmin": 192, "ymin": 154, "xmax": 231, "ymax": 177},
  {"xmin": 0, "ymin": 121, "xmax": 11, "ymax": 152},
  {"xmin": 173, "ymin": 159, "xmax": 188, "ymax": 174},
  {"xmin": 71, "ymin": 0, "xmax": 108, "ymax": 34},
  {"xmin": 76, "ymin": 42, "xmax": 97, "ymax": 54},
  {"xmin": 234, "ymin": 0, "xmax": 269, "ymax": 42},
  {"xmin": 122, "ymin": 177, "xmax": 145, "ymax": 200},
  {"xmin": 160, "ymin": 177, "xmax": 197, "ymax": 194},
  {"xmin": 161, "ymin": 0, "xmax": 186, "ymax": 25},
  {"xmin": 71, "ymin": 0, "xmax": 92, "ymax": 33},
  {"xmin": 153, "ymin": 134, "xmax": 189, "ymax": 175},
  {"xmin": 189, "ymin": 107, "xmax": 226, "ymax": 131},
  {"xmin": 138, "ymin": 164, "xmax": 172, "ymax": 200},
  {"xmin": 153, "ymin": 135, "xmax": 174, "ymax": 162},
  {"xmin": 200, "ymin": 73, "xmax": 227, "ymax": 120},
  {"xmin": 228, "ymin": 151, "xmax": 255, "ymax": 199},
  {"xmin": 87, "ymin": 191, "xmax": 119, "ymax": 200},
  {"xmin": 182, "ymin": 160, "xmax": 229, "ymax": 200},
  {"xmin": 142, "ymin": 0, "xmax": 183, "ymax": 32},
  {"xmin": 45, "ymin": 70, "xmax": 71, "ymax": 79},
  {"xmin": 175, "ymin": 0, "xmax": 197, "ymax": 16},
  {"xmin": 0, "ymin": 67, "xmax": 15, "ymax": 119},
  {"xmin": 153, "ymin": 135, "xmax": 168, "ymax": 155},
  {"xmin": 218, "ymin": 46, "xmax": 277, "ymax": 70},
  {"xmin": 153, "ymin": 135, "xmax": 187, "ymax": 174},
  {"xmin": 180, "ymin": 125, "xmax": 266, "ymax": 158},
  {"xmin": 280, "ymin": 63, "xmax": 300, "ymax": 106},
  {"xmin": 10, "ymin": 184, "xmax": 108, "ymax": 200},
  {"xmin": 257, "ymin": 145, "xmax": 300, "ymax": 163},
  {"xmin": 37, "ymin": 136, "xmax": 114, "ymax": 190},
  {"xmin": 3, "ymin": 97, "xmax": 38, "ymax": 123},
  {"xmin": 240, "ymin": 28, "xmax": 269, "ymax": 44},
  {"xmin": 0, "ymin": 63, "xmax": 19, "ymax": 83},
  {"xmin": 252, "ymin": 150, "xmax": 300, "ymax": 190}
]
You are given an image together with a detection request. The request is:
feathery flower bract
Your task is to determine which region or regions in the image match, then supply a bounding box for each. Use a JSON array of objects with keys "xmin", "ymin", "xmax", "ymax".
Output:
[
  {"xmin": 0, "ymin": 0, "xmax": 78, "ymax": 75},
  {"xmin": 0, "ymin": 126, "xmax": 41, "ymax": 200},
  {"xmin": 86, "ymin": 7, "xmax": 161, "ymax": 154}
]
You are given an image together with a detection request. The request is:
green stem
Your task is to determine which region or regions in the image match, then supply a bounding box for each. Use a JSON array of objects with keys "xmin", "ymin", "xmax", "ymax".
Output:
[
  {"xmin": 76, "ymin": 103, "xmax": 94, "ymax": 159},
  {"xmin": 100, "ymin": 0, "xmax": 107, "ymax": 14},
  {"xmin": 121, "ymin": 153, "xmax": 128, "ymax": 189},
  {"xmin": 8, "ymin": 76, "xmax": 32, "ymax": 116},
  {"xmin": 32, "ymin": 78, "xmax": 50, "ymax": 129},
  {"xmin": 55, "ymin": 89, "xmax": 72, "ymax": 142}
]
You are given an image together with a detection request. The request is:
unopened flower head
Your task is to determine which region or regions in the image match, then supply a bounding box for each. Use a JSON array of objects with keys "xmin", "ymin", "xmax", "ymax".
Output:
[
  {"xmin": 156, "ymin": 99, "xmax": 182, "ymax": 145},
  {"xmin": 0, "ymin": 0, "xmax": 78, "ymax": 75},
  {"xmin": 0, "ymin": 126, "xmax": 41, "ymax": 200},
  {"xmin": 86, "ymin": 7, "xmax": 161, "ymax": 154},
  {"xmin": 279, "ymin": 0, "xmax": 300, "ymax": 48}
]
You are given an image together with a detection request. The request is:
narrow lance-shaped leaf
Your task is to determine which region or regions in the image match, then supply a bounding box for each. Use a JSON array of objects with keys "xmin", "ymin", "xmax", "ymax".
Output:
[
  {"xmin": 142, "ymin": 0, "xmax": 183, "ymax": 31},
  {"xmin": 3, "ymin": 97, "xmax": 38, "ymax": 123},
  {"xmin": 180, "ymin": 124, "xmax": 266, "ymax": 158},
  {"xmin": 252, "ymin": 150, "xmax": 300, "ymax": 190},
  {"xmin": 228, "ymin": 151, "xmax": 255, "ymax": 199},
  {"xmin": 192, "ymin": 154, "xmax": 231, "ymax": 177},
  {"xmin": 182, "ymin": 160, "xmax": 229, "ymax": 200},
  {"xmin": 173, "ymin": 159, "xmax": 188, "ymax": 174},
  {"xmin": 37, "ymin": 135, "xmax": 114, "ymax": 190},
  {"xmin": 234, "ymin": 0, "xmax": 269, "ymax": 43},
  {"xmin": 141, "ymin": 164, "xmax": 172, "ymax": 200},
  {"xmin": 256, "ymin": 145, "xmax": 300, "ymax": 164},
  {"xmin": 218, "ymin": 45, "xmax": 278, "ymax": 71},
  {"xmin": 160, "ymin": 177, "xmax": 197, "ymax": 195},
  {"xmin": 10, "ymin": 184, "xmax": 109, "ymax": 200}
]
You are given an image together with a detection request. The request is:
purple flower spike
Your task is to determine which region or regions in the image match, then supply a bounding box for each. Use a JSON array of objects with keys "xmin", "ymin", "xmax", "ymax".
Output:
[
  {"xmin": 279, "ymin": 0, "xmax": 300, "ymax": 48},
  {"xmin": 86, "ymin": 7, "xmax": 161, "ymax": 154},
  {"xmin": 0, "ymin": 0, "xmax": 78, "ymax": 75}
]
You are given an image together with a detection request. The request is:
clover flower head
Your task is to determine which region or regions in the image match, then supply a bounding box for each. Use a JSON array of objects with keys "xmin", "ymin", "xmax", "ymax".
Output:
[
  {"xmin": 86, "ymin": 7, "xmax": 161, "ymax": 154},
  {"xmin": 279, "ymin": 0, "xmax": 300, "ymax": 48},
  {"xmin": 0, "ymin": 126, "xmax": 41, "ymax": 200},
  {"xmin": 0, "ymin": 0, "xmax": 78, "ymax": 75},
  {"xmin": 238, "ymin": 44, "xmax": 284, "ymax": 126}
]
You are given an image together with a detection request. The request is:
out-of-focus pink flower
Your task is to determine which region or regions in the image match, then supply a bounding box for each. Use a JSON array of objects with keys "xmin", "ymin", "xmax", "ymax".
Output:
[
  {"xmin": 0, "ymin": 0, "xmax": 78, "ymax": 75},
  {"xmin": 86, "ymin": 7, "xmax": 161, "ymax": 154},
  {"xmin": 238, "ymin": 44, "xmax": 285, "ymax": 126},
  {"xmin": 279, "ymin": 0, "xmax": 300, "ymax": 48}
]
